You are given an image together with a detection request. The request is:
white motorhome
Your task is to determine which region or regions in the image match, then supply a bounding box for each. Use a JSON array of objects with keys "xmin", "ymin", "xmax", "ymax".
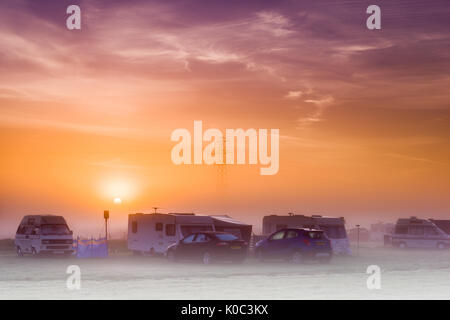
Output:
[
  {"xmin": 128, "ymin": 213, "xmax": 252, "ymax": 255},
  {"xmin": 14, "ymin": 215, "xmax": 74, "ymax": 256},
  {"xmin": 262, "ymin": 214, "xmax": 352, "ymax": 255},
  {"xmin": 387, "ymin": 217, "xmax": 449, "ymax": 249}
]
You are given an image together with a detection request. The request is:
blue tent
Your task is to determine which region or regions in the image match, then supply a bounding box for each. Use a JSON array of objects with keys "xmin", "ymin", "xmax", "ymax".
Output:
[{"xmin": 76, "ymin": 237, "xmax": 108, "ymax": 258}]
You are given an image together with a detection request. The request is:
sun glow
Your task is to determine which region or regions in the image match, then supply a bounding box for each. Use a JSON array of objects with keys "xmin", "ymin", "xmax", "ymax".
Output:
[{"xmin": 113, "ymin": 197, "xmax": 122, "ymax": 204}]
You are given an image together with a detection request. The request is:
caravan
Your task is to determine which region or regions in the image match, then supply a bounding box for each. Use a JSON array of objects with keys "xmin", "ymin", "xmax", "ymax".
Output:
[
  {"xmin": 262, "ymin": 214, "xmax": 351, "ymax": 255},
  {"xmin": 128, "ymin": 212, "xmax": 251, "ymax": 255}
]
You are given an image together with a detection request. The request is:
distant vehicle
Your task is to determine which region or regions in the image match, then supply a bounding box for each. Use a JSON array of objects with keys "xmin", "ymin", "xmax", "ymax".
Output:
[
  {"xmin": 387, "ymin": 217, "xmax": 449, "ymax": 249},
  {"xmin": 128, "ymin": 212, "xmax": 251, "ymax": 255},
  {"xmin": 15, "ymin": 215, "xmax": 74, "ymax": 256},
  {"xmin": 262, "ymin": 214, "xmax": 351, "ymax": 255},
  {"xmin": 166, "ymin": 231, "xmax": 248, "ymax": 264},
  {"xmin": 254, "ymin": 228, "xmax": 332, "ymax": 263}
]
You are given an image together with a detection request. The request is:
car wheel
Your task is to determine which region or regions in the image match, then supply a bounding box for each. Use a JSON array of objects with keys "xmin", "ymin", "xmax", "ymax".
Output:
[
  {"xmin": 167, "ymin": 249, "xmax": 177, "ymax": 262},
  {"xmin": 291, "ymin": 251, "xmax": 303, "ymax": 264},
  {"xmin": 437, "ymin": 243, "xmax": 446, "ymax": 250},
  {"xmin": 399, "ymin": 242, "xmax": 407, "ymax": 249},
  {"xmin": 16, "ymin": 246, "xmax": 24, "ymax": 257},
  {"xmin": 202, "ymin": 252, "xmax": 212, "ymax": 265}
]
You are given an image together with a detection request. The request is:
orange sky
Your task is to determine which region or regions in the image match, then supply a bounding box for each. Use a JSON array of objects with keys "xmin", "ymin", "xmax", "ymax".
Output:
[{"xmin": 0, "ymin": 0, "xmax": 449, "ymax": 237}]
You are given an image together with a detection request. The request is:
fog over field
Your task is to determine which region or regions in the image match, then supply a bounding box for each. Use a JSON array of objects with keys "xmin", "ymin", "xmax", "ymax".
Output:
[{"xmin": 0, "ymin": 245, "xmax": 448, "ymax": 300}]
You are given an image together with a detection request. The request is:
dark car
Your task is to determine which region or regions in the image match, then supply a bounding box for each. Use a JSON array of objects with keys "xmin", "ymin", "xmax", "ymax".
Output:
[
  {"xmin": 255, "ymin": 228, "xmax": 332, "ymax": 263},
  {"xmin": 166, "ymin": 231, "xmax": 248, "ymax": 264}
]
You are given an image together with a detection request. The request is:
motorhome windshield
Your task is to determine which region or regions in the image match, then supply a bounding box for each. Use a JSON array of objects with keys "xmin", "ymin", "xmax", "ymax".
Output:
[
  {"xmin": 319, "ymin": 225, "xmax": 347, "ymax": 239},
  {"xmin": 41, "ymin": 224, "xmax": 70, "ymax": 235}
]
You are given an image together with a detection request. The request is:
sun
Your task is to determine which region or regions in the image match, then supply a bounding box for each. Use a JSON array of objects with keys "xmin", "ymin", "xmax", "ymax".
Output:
[{"xmin": 113, "ymin": 197, "xmax": 122, "ymax": 204}]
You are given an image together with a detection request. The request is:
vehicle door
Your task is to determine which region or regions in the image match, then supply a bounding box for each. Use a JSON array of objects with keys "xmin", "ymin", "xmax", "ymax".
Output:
[
  {"xmin": 192, "ymin": 233, "xmax": 212, "ymax": 258},
  {"xmin": 22, "ymin": 225, "xmax": 33, "ymax": 253},
  {"xmin": 424, "ymin": 226, "xmax": 440, "ymax": 248},
  {"xmin": 263, "ymin": 230, "xmax": 286, "ymax": 259},
  {"xmin": 177, "ymin": 234, "xmax": 196, "ymax": 259},
  {"xmin": 408, "ymin": 226, "xmax": 425, "ymax": 248}
]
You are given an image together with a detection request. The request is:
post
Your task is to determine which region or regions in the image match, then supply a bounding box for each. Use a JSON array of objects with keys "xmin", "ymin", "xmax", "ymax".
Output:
[
  {"xmin": 356, "ymin": 224, "xmax": 360, "ymax": 256},
  {"xmin": 104, "ymin": 210, "xmax": 109, "ymax": 240}
]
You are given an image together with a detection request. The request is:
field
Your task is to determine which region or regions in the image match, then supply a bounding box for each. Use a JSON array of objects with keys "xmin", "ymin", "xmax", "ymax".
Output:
[{"xmin": 0, "ymin": 241, "xmax": 449, "ymax": 300}]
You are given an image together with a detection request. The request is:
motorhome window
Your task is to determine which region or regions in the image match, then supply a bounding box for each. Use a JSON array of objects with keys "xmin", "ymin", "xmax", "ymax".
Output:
[
  {"xmin": 41, "ymin": 224, "xmax": 70, "ymax": 235},
  {"xmin": 270, "ymin": 231, "xmax": 285, "ymax": 240},
  {"xmin": 195, "ymin": 234, "xmax": 210, "ymax": 242},
  {"xmin": 182, "ymin": 234, "xmax": 196, "ymax": 244},
  {"xmin": 276, "ymin": 224, "xmax": 287, "ymax": 231},
  {"xmin": 180, "ymin": 225, "xmax": 213, "ymax": 237},
  {"xmin": 155, "ymin": 223, "xmax": 163, "ymax": 231},
  {"xmin": 166, "ymin": 224, "xmax": 175, "ymax": 236},
  {"xmin": 395, "ymin": 226, "xmax": 408, "ymax": 234},
  {"xmin": 285, "ymin": 230, "xmax": 298, "ymax": 239},
  {"xmin": 216, "ymin": 233, "xmax": 239, "ymax": 241},
  {"xmin": 132, "ymin": 221, "xmax": 138, "ymax": 233},
  {"xmin": 409, "ymin": 226, "xmax": 424, "ymax": 236}
]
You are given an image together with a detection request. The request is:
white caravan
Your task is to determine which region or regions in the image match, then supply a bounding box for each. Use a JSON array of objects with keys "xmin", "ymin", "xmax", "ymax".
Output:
[
  {"xmin": 128, "ymin": 213, "xmax": 252, "ymax": 255},
  {"xmin": 262, "ymin": 214, "xmax": 352, "ymax": 255},
  {"xmin": 14, "ymin": 215, "xmax": 74, "ymax": 256}
]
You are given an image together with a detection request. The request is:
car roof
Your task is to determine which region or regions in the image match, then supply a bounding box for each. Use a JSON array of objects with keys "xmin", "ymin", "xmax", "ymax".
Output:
[{"xmin": 282, "ymin": 227, "xmax": 323, "ymax": 232}]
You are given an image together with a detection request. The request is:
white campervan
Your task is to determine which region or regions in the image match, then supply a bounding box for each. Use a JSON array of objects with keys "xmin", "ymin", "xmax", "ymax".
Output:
[
  {"xmin": 389, "ymin": 217, "xmax": 449, "ymax": 249},
  {"xmin": 14, "ymin": 215, "xmax": 74, "ymax": 256},
  {"xmin": 128, "ymin": 213, "xmax": 252, "ymax": 255}
]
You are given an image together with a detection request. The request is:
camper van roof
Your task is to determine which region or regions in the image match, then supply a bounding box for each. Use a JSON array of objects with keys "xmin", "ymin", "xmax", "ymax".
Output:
[{"xmin": 396, "ymin": 217, "xmax": 434, "ymax": 226}]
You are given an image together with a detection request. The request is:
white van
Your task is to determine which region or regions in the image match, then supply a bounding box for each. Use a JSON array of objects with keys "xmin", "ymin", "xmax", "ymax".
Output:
[
  {"xmin": 389, "ymin": 217, "xmax": 449, "ymax": 249},
  {"xmin": 14, "ymin": 215, "xmax": 74, "ymax": 256},
  {"xmin": 128, "ymin": 213, "xmax": 251, "ymax": 255}
]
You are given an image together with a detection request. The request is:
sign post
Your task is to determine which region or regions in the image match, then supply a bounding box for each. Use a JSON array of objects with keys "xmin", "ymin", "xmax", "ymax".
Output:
[{"xmin": 104, "ymin": 210, "xmax": 109, "ymax": 241}]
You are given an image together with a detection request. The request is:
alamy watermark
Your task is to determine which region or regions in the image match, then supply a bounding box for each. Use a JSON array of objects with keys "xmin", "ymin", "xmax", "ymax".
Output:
[
  {"xmin": 366, "ymin": 265, "xmax": 381, "ymax": 290},
  {"xmin": 171, "ymin": 121, "xmax": 279, "ymax": 175},
  {"xmin": 66, "ymin": 265, "xmax": 81, "ymax": 290}
]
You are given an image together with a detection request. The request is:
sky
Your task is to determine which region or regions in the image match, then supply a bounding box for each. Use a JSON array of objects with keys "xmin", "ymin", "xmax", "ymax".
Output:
[{"xmin": 0, "ymin": 0, "xmax": 449, "ymax": 237}]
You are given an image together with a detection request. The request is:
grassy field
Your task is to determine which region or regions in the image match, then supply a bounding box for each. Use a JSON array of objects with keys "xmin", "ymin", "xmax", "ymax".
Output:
[{"xmin": 0, "ymin": 242, "xmax": 448, "ymax": 299}]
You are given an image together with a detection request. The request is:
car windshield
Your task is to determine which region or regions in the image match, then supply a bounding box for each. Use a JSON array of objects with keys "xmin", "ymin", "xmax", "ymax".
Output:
[
  {"xmin": 41, "ymin": 224, "xmax": 70, "ymax": 235},
  {"xmin": 215, "ymin": 233, "xmax": 239, "ymax": 241}
]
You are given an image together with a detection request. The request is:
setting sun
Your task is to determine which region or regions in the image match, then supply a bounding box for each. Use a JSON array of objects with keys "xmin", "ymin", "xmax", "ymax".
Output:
[{"xmin": 113, "ymin": 197, "xmax": 122, "ymax": 204}]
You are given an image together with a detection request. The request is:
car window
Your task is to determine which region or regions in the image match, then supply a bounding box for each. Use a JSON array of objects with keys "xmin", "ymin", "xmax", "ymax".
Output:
[
  {"xmin": 215, "ymin": 233, "xmax": 239, "ymax": 241},
  {"xmin": 285, "ymin": 230, "xmax": 298, "ymax": 239},
  {"xmin": 270, "ymin": 231, "xmax": 285, "ymax": 240},
  {"xmin": 306, "ymin": 231, "xmax": 324, "ymax": 239},
  {"xmin": 425, "ymin": 227, "xmax": 439, "ymax": 236},
  {"xmin": 195, "ymin": 234, "xmax": 210, "ymax": 242},
  {"xmin": 409, "ymin": 226, "xmax": 424, "ymax": 236},
  {"xmin": 182, "ymin": 234, "xmax": 196, "ymax": 244}
]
